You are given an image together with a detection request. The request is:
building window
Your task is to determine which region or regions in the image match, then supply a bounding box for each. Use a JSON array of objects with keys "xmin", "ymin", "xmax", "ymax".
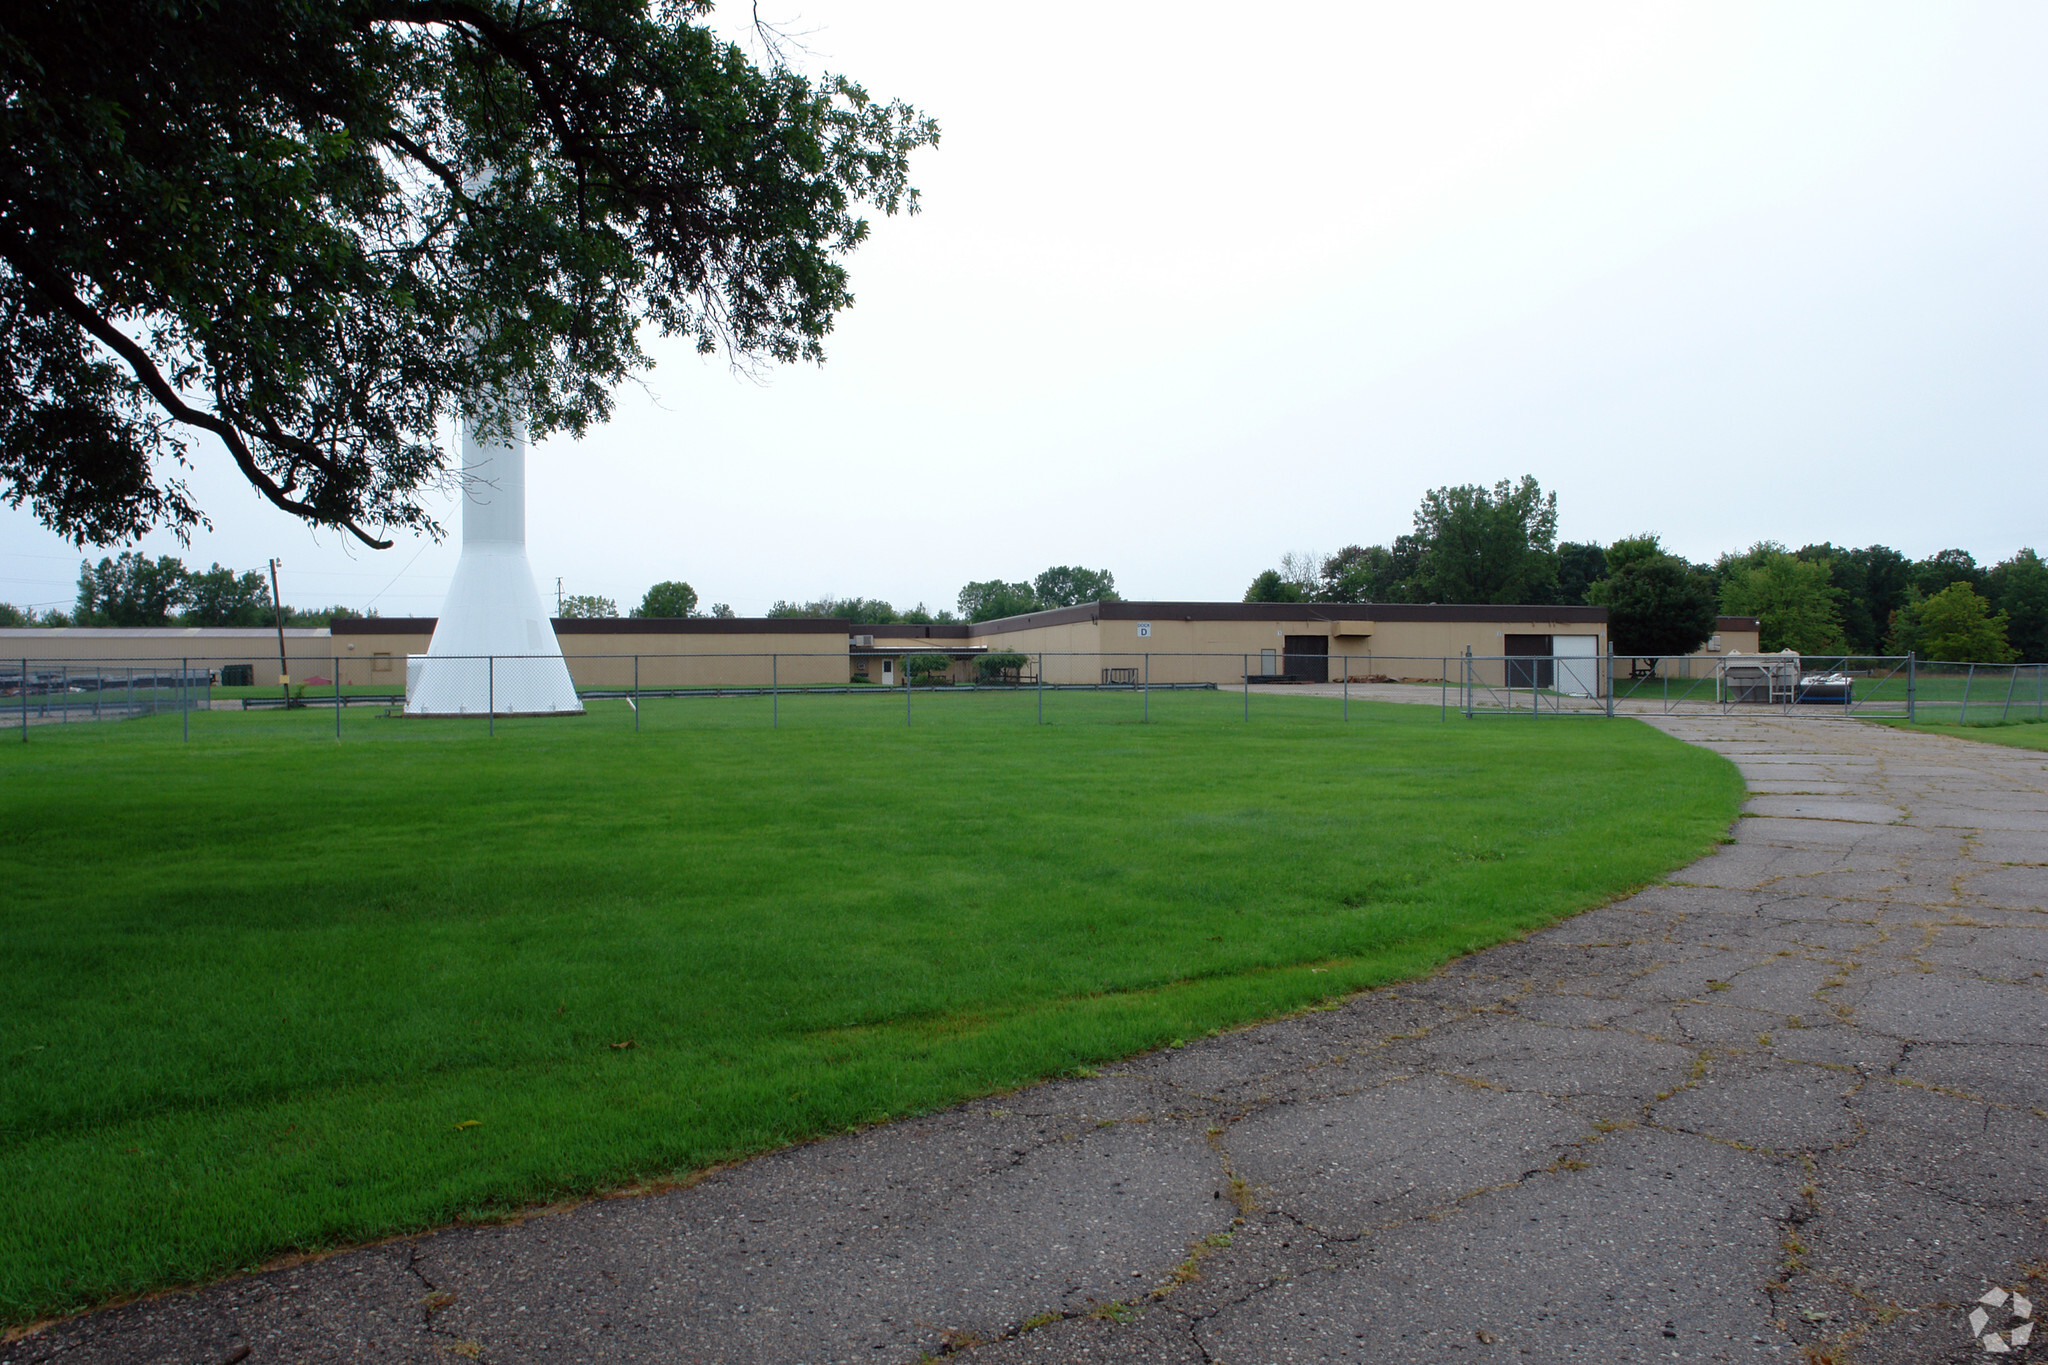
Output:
[
  {"xmin": 372, "ymin": 652, "xmax": 393, "ymax": 673},
  {"xmin": 1261, "ymin": 648, "xmax": 1277, "ymax": 675}
]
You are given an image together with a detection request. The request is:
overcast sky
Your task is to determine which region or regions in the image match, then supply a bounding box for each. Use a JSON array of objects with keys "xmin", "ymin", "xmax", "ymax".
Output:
[{"xmin": 4, "ymin": 1, "xmax": 2045, "ymax": 618}]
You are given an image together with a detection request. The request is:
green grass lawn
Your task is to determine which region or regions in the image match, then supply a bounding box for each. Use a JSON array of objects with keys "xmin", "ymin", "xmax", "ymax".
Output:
[
  {"xmin": 0, "ymin": 690, "xmax": 1741, "ymax": 1324},
  {"xmin": 1872, "ymin": 716, "xmax": 2048, "ymax": 751}
]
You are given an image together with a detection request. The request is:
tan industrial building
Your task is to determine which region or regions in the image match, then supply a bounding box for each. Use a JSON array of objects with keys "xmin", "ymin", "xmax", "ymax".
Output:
[
  {"xmin": 858, "ymin": 604, "xmax": 1761, "ymax": 694},
  {"xmin": 2, "ymin": 605, "xmax": 1760, "ymax": 696}
]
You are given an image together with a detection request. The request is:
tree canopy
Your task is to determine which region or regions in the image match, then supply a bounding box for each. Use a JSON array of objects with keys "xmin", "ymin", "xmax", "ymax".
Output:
[
  {"xmin": 1886, "ymin": 583, "xmax": 2016, "ymax": 663},
  {"xmin": 184, "ymin": 563, "xmax": 273, "ymax": 627},
  {"xmin": 956, "ymin": 580, "xmax": 1038, "ymax": 623},
  {"xmin": 1031, "ymin": 565, "xmax": 1117, "ymax": 608},
  {"xmin": 558, "ymin": 593, "xmax": 617, "ymax": 618},
  {"xmin": 767, "ymin": 594, "xmax": 900, "ymax": 624},
  {"xmin": 74, "ymin": 552, "xmax": 189, "ymax": 626},
  {"xmin": 1588, "ymin": 552, "xmax": 1716, "ymax": 660},
  {"xmin": 1407, "ymin": 477, "xmax": 1558, "ymax": 604},
  {"xmin": 1718, "ymin": 546, "xmax": 1845, "ymax": 654},
  {"xmin": 0, "ymin": 0, "xmax": 936, "ymax": 547},
  {"xmin": 634, "ymin": 580, "xmax": 698, "ymax": 618},
  {"xmin": 1242, "ymin": 569, "xmax": 1305, "ymax": 604},
  {"xmin": 1984, "ymin": 549, "xmax": 2048, "ymax": 662}
]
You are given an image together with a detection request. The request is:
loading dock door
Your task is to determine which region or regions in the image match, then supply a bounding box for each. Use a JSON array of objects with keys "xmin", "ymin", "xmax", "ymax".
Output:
[
  {"xmin": 1553, "ymin": 634, "xmax": 1599, "ymax": 697},
  {"xmin": 1282, "ymin": 635, "xmax": 1329, "ymax": 683},
  {"xmin": 1503, "ymin": 635, "xmax": 1552, "ymax": 689}
]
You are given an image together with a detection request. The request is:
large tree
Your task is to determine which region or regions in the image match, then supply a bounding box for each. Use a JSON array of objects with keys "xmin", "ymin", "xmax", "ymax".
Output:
[
  {"xmin": 956, "ymin": 580, "xmax": 1037, "ymax": 622},
  {"xmin": 1887, "ymin": 582, "xmax": 2016, "ymax": 663},
  {"xmin": 0, "ymin": 0, "xmax": 935, "ymax": 547},
  {"xmin": 634, "ymin": 579, "xmax": 698, "ymax": 618},
  {"xmin": 1984, "ymin": 549, "xmax": 2048, "ymax": 662},
  {"xmin": 1242, "ymin": 569, "xmax": 1304, "ymax": 604},
  {"xmin": 1555, "ymin": 541, "xmax": 1607, "ymax": 606},
  {"xmin": 1718, "ymin": 546, "xmax": 1845, "ymax": 655},
  {"xmin": 183, "ymin": 563, "xmax": 272, "ymax": 627},
  {"xmin": 74, "ymin": 551, "xmax": 188, "ymax": 625},
  {"xmin": 1911, "ymin": 548, "xmax": 1984, "ymax": 599},
  {"xmin": 1031, "ymin": 565, "xmax": 1118, "ymax": 608},
  {"xmin": 1407, "ymin": 476, "xmax": 1559, "ymax": 604},
  {"xmin": 1587, "ymin": 551, "xmax": 1716, "ymax": 663}
]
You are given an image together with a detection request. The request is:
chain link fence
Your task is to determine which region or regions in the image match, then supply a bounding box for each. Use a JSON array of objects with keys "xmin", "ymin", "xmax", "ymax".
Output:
[{"xmin": 5, "ymin": 649, "xmax": 2042, "ymax": 743}]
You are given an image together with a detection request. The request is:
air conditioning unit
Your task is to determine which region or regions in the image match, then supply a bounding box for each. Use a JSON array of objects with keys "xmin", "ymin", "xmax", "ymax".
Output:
[{"xmin": 852, "ymin": 634, "xmax": 874, "ymax": 647}]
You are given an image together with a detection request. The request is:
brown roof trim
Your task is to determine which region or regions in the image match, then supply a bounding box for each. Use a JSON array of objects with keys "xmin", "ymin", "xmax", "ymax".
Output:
[
  {"xmin": 1716, "ymin": 616, "xmax": 1760, "ymax": 631},
  {"xmin": 863, "ymin": 622, "xmax": 973, "ymax": 640},
  {"xmin": 553, "ymin": 617, "xmax": 852, "ymax": 635},
  {"xmin": 964, "ymin": 600, "xmax": 1608, "ymax": 634},
  {"xmin": 331, "ymin": 616, "xmax": 854, "ymax": 636},
  {"xmin": 331, "ymin": 617, "xmax": 437, "ymax": 634}
]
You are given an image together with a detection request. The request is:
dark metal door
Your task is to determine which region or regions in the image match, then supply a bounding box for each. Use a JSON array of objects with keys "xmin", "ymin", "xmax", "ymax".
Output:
[
  {"xmin": 1503, "ymin": 634, "xmax": 1553, "ymax": 689},
  {"xmin": 1282, "ymin": 635, "xmax": 1330, "ymax": 683}
]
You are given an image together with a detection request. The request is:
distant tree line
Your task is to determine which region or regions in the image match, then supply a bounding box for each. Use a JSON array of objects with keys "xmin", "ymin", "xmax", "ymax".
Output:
[
  {"xmin": 1245, "ymin": 477, "xmax": 2047, "ymax": 664},
  {"xmin": 560, "ymin": 581, "xmax": 735, "ymax": 620},
  {"xmin": 764, "ymin": 565, "xmax": 1120, "ymax": 626},
  {"xmin": 0, "ymin": 553, "xmax": 366, "ymax": 629}
]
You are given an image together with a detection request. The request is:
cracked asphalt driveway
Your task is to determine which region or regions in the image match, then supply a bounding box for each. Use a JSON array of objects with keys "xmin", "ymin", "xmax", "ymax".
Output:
[{"xmin": 9, "ymin": 716, "xmax": 2046, "ymax": 1364}]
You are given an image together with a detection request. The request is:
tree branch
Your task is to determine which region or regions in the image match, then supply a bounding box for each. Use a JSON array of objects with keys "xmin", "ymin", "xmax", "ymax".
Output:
[{"xmin": 0, "ymin": 235, "xmax": 393, "ymax": 548}]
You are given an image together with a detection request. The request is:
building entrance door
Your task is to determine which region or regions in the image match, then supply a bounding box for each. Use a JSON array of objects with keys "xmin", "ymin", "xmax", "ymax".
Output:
[
  {"xmin": 1504, "ymin": 634, "xmax": 1553, "ymax": 689},
  {"xmin": 1282, "ymin": 635, "xmax": 1330, "ymax": 683}
]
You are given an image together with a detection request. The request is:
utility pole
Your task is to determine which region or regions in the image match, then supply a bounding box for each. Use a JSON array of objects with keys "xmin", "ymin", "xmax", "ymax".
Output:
[
  {"xmin": 268, "ymin": 558, "xmax": 291, "ymax": 705},
  {"xmin": 556, "ymin": 577, "xmax": 564, "ymax": 615}
]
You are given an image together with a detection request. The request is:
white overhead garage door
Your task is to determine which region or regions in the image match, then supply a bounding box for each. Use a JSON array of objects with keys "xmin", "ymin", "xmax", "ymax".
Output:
[{"xmin": 1553, "ymin": 634, "xmax": 1600, "ymax": 698}]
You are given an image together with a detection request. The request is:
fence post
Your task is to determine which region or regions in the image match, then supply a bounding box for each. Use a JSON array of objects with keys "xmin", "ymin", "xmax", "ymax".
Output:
[
  {"xmin": 181, "ymin": 658, "xmax": 188, "ymax": 742},
  {"xmin": 1906, "ymin": 653, "xmax": 1916, "ymax": 722},
  {"xmin": 1441, "ymin": 659, "xmax": 1447, "ymax": 722},
  {"xmin": 1605, "ymin": 649, "xmax": 1614, "ymax": 718},
  {"xmin": 335, "ymin": 659, "xmax": 342, "ymax": 740},
  {"xmin": 1342, "ymin": 655, "xmax": 1349, "ymax": 722},
  {"xmin": 60, "ymin": 664, "xmax": 67, "ymax": 725},
  {"xmin": 1143, "ymin": 652, "xmax": 1150, "ymax": 723},
  {"xmin": 772, "ymin": 653, "xmax": 779, "ymax": 730},
  {"xmin": 488, "ymin": 655, "xmax": 495, "ymax": 738},
  {"xmin": 907, "ymin": 664, "xmax": 912, "ymax": 725},
  {"xmin": 634, "ymin": 654, "xmax": 640, "ymax": 732},
  {"xmin": 1037, "ymin": 653, "xmax": 1044, "ymax": 724},
  {"xmin": 1243, "ymin": 655, "xmax": 1249, "ymax": 721},
  {"xmin": 19, "ymin": 657, "xmax": 26, "ymax": 742},
  {"xmin": 1960, "ymin": 662, "xmax": 1974, "ymax": 724}
]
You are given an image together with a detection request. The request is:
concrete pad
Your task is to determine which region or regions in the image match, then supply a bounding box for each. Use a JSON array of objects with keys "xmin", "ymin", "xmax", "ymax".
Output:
[{"xmin": 1743, "ymin": 796, "xmax": 1906, "ymax": 823}]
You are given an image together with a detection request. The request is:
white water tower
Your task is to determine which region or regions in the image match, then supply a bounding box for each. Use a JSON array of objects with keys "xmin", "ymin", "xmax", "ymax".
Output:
[{"xmin": 405, "ymin": 420, "xmax": 582, "ymax": 716}]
